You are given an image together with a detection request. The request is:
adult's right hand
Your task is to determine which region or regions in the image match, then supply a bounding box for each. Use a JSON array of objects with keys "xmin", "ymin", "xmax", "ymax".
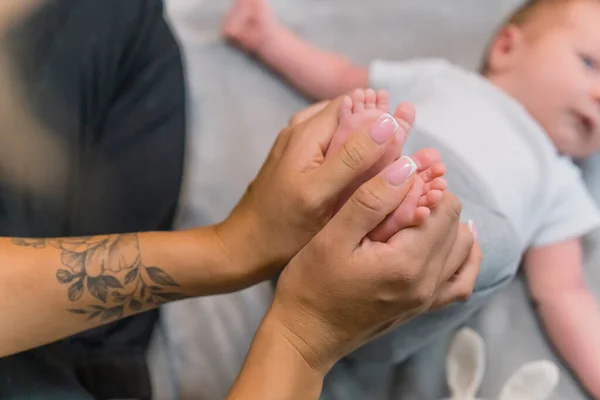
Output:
[{"xmin": 270, "ymin": 167, "xmax": 481, "ymax": 373}]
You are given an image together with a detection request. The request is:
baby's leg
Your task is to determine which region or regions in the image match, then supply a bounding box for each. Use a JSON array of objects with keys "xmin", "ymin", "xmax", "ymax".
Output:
[{"xmin": 326, "ymin": 89, "xmax": 446, "ymax": 241}]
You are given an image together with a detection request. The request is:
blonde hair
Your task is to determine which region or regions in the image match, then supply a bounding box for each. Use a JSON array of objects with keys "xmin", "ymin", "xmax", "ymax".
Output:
[{"xmin": 480, "ymin": 0, "xmax": 588, "ymax": 74}]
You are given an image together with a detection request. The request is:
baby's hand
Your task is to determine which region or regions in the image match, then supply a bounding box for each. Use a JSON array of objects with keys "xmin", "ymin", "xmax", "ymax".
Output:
[{"xmin": 222, "ymin": 0, "xmax": 277, "ymax": 53}]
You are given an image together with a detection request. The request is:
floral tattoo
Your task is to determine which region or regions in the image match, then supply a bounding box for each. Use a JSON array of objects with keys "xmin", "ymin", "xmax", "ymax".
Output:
[{"xmin": 12, "ymin": 234, "xmax": 186, "ymax": 322}]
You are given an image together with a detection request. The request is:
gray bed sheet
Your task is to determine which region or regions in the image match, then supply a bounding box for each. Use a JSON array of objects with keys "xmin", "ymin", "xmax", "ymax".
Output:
[{"xmin": 149, "ymin": 1, "xmax": 600, "ymax": 399}]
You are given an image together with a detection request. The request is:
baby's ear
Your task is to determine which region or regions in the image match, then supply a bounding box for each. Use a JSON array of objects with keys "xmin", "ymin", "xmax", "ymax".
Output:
[
  {"xmin": 485, "ymin": 24, "xmax": 526, "ymax": 75},
  {"xmin": 446, "ymin": 327, "xmax": 485, "ymax": 399},
  {"xmin": 498, "ymin": 360, "xmax": 559, "ymax": 400}
]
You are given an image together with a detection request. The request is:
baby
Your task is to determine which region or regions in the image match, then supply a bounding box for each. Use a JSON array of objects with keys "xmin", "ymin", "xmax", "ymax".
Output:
[{"xmin": 223, "ymin": 0, "xmax": 600, "ymax": 398}]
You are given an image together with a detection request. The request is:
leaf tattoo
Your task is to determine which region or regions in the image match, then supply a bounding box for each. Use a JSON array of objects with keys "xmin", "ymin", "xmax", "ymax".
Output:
[
  {"xmin": 124, "ymin": 267, "xmax": 139, "ymax": 285},
  {"xmin": 87, "ymin": 276, "xmax": 108, "ymax": 303},
  {"xmin": 68, "ymin": 279, "xmax": 84, "ymax": 301},
  {"xmin": 146, "ymin": 267, "xmax": 179, "ymax": 287},
  {"xmin": 12, "ymin": 234, "xmax": 186, "ymax": 323}
]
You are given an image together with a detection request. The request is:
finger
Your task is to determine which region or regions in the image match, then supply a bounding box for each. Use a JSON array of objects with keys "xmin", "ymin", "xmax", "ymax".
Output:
[
  {"xmin": 367, "ymin": 149, "xmax": 442, "ymax": 243},
  {"xmin": 327, "ymin": 156, "xmax": 417, "ymax": 246},
  {"xmin": 289, "ymin": 100, "xmax": 331, "ymax": 126},
  {"xmin": 430, "ymin": 241, "xmax": 482, "ymax": 310},
  {"xmin": 368, "ymin": 175, "xmax": 424, "ymax": 242},
  {"xmin": 267, "ymin": 126, "xmax": 294, "ymax": 161},
  {"xmin": 355, "ymin": 110, "xmax": 416, "ymax": 190},
  {"xmin": 388, "ymin": 191, "xmax": 463, "ymax": 266},
  {"xmin": 312, "ymin": 113, "xmax": 401, "ymax": 202},
  {"xmin": 437, "ymin": 221, "xmax": 476, "ymax": 285},
  {"xmin": 292, "ymin": 94, "xmax": 349, "ymax": 153}
]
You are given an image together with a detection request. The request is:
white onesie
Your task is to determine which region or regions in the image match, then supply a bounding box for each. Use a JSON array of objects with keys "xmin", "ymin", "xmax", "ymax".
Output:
[
  {"xmin": 344, "ymin": 58, "xmax": 600, "ymax": 365},
  {"xmin": 370, "ymin": 57, "xmax": 600, "ymax": 250}
]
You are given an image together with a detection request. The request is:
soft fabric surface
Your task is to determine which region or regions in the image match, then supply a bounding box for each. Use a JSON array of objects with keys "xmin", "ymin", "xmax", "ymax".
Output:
[{"xmin": 149, "ymin": 1, "xmax": 600, "ymax": 399}]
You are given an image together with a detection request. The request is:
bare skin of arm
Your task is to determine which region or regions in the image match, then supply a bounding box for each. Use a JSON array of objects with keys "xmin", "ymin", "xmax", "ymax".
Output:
[
  {"xmin": 0, "ymin": 226, "xmax": 271, "ymax": 357},
  {"xmin": 525, "ymin": 239, "xmax": 600, "ymax": 399}
]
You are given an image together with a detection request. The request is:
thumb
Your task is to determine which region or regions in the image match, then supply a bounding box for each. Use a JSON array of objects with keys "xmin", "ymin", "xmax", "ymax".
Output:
[
  {"xmin": 313, "ymin": 113, "xmax": 401, "ymax": 203},
  {"xmin": 326, "ymin": 156, "xmax": 417, "ymax": 246},
  {"xmin": 289, "ymin": 100, "xmax": 331, "ymax": 126}
]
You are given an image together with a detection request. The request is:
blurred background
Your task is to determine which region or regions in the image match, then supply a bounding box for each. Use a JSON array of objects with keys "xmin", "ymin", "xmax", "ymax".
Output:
[
  {"xmin": 2, "ymin": 1, "xmax": 600, "ymax": 399},
  {"xmin": 155, "ymin": 1, "xmax": 600, "ymax": 400}
]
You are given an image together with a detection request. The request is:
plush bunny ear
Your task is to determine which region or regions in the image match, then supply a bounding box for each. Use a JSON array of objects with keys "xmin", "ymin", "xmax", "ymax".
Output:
[
  {"xmin": 446, "ymin": 327, "xmax": 486, "ymax": 399},
  {"xmin": 497, "ymin": 360, "xmax": 559, "ymax": 400}
]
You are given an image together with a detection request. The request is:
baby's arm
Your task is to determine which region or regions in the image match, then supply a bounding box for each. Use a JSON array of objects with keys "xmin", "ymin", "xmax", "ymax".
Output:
[
  {"xmin": 222, "ymin": 0, "xmax": 368, "ymax": 101},
  {"xmin": 524, "ymin": 239, "xmax": 600, "ymax": 399}
]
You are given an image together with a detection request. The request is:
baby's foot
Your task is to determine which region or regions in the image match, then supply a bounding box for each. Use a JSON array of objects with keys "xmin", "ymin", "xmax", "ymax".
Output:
[
  {"xmin": 368, "ymin": 149, "xmax": 447, "ymax": 243},
  {"xmin": 221, "ymin": 0, "xmax": 277, "ymax": 53},
  {"xmin": 325, "ymin": 88, "xmax": 394, "ymax": 158},
  {"xmin": 327, "ymin": 89, "xmax": 413, "ymax": 210},
  {"xmin": 325, "ymin": 89, "xmax": 446, "ymax": 241}
]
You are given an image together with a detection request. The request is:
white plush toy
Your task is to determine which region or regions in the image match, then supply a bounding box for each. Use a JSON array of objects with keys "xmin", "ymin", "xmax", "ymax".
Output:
[{"xmin": 444, "ymin": 327, "xmax": 560, "ymax": 400}]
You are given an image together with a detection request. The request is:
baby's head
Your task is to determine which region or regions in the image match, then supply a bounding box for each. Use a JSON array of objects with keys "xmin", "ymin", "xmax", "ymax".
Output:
[{"xmin": 482, "ymin": 0, "xmax": 600, "ymax": 158}]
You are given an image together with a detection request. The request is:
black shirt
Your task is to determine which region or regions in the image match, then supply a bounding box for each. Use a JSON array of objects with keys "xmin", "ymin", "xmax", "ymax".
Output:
[{"xmin": 0, "ymin": 1, "xmax": 186, "ymax": 398}]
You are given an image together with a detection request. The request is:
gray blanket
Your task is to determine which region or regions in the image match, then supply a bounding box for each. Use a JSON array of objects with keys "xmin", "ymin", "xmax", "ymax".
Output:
[{"xmin": 150, "ymin": 1, "xmax": 600, "ymax": 399}]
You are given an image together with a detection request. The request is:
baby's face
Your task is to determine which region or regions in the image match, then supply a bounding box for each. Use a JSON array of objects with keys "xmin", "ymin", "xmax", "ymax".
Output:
[{"xmin": 491, "ymin": 1, "xmax": 600, "ymax": 158}]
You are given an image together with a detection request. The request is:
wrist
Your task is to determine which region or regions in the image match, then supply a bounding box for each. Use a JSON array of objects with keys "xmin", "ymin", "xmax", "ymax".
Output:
[
  {"xmin": 268, "ymin": 291, "xmax": 342, "ymax": 375},
  {"xmin": 255, "ymin": 21, "xmax": 286, "ymax": 59},
  {"xmin": 228, "ymin": 309, "xmax": 326, "ymax": 400},
  {"xmin": 214, "ymin": 209, "xmax": 279, "ymax": 287}
]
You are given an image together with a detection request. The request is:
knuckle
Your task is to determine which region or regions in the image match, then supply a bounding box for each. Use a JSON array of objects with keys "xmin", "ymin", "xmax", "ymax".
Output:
[
  {"xmin": 339, "ymin": 139, "xmax": 370, "ymax": 172},
  {"xmin": 351, "ymin": 183, "xmax": 386, "ymax": 214},
  {"xmin": 298, "ymin": 185, "xmax": 323, "ymax": 211},
  {"xmin": 279, "ymin": 126, "xmax": 292, "ymax": 139},
  {"xmin": 297, "ymin": 188, "xmax": 322, "ymax": 212},
  {"xmin": 455, "ymin": 285, "xmax": 474, "ymax": 302},
  {"xmin": 413, "ymin": 283, "xmax": 435, "ymax": 306},
  {"xmin": 289, "ymin": 108, "xmax": 307, "ymax": 125},
  {"xmin": 273, "ymin": 128, "xmax": 291, "ymax": 153},
  {"xmin": 296, "ymin": 190, "xmax": 332, "ymax": 231},
  {"xmin": 400, "ymin": 261, "xmax": 425, "ymax": 286},
  {"xmin": 289, "ymin": 113, "xmax": 303, "ymax": 126},
  {"xmin": 445, "ymin": 192, "xmax": 463, "ymax": 218}
]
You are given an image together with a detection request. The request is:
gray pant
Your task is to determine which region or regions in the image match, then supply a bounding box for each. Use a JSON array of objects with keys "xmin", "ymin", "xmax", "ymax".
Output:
[{"xmin": 321, "ymin": 129, "xmax": 526, "ymax": 400}]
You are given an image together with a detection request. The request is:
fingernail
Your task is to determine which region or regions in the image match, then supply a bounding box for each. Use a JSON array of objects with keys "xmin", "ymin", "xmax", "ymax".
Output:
[
  {"xmin": 468, "ymin": 220, "xmax": 478, "ymax": 240},
  {"xmin": 369, "ymin": 113, "xmax": 399, "ymax": 144},
  {"xmin": 384, "ymin": 156, "xmax": 417, "ymax": 186}
]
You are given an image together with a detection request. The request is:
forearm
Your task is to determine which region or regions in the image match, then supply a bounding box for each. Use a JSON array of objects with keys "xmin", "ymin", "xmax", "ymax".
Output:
[
  {"xmin": 0, "ymin": 226, "xmax": 265, "ymax": 357},
  {"xmin": 227, "ymin": 311, "xmax": 325, "ymax": 400},
  {"xmin": 536, "ymin": 290, "xmax": 600, "ymax": 398},
  {"xmin": 257, "ymin": 24, "xmax": 368, "ymax": 101}
]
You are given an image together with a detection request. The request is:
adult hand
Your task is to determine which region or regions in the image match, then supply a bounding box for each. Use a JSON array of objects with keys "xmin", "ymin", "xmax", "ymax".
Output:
[
  {"xmin": 269, "ymin": 167, "xmax": 481, "ymax": 373},
  {"xmin": 216, "ymin": 94, "xmax": 409, "ymax": 283}
]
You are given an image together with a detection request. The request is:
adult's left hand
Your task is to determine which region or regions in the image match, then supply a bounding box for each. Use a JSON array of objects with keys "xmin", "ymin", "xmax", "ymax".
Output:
[{"xmin": 216, "ymin": 94, "xmax": 409, "ymax": 283}]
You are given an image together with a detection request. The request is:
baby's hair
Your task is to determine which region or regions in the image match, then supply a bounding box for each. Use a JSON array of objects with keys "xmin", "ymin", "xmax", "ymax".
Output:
[{"xmin": 480, "ymin": 0, "xmax": 591, "ymax": 74}]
